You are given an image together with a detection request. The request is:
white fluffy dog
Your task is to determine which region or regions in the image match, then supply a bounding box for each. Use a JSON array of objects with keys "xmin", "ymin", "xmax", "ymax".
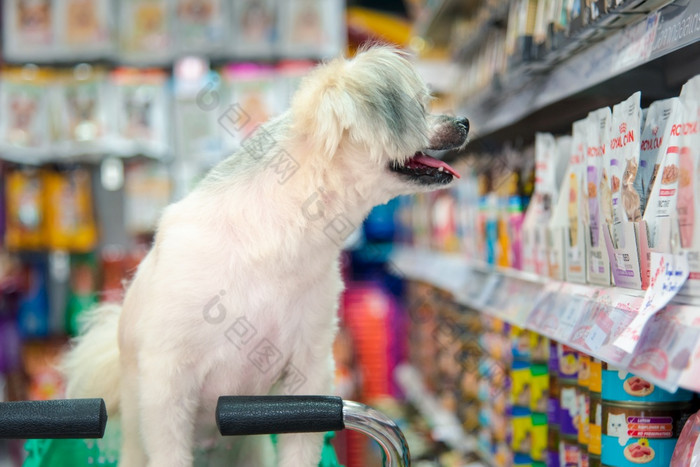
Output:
[{"xmin": 63, "ymin": 46, "xmax": 469, "ymax": 467}]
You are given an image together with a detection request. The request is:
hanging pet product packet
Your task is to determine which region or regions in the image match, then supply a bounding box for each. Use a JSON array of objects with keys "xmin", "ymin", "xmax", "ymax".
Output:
[
  {"xmin": 523, "ymin": 133, "xmax": 557, "ymax": 275},
  {"xmin": 55, "ymin": 0, "xmax": 115, "ymax": 60},
  {"xmin": 586, "ymin": 107, "xmax": 613, "ymax": 285},
  {"xmin": 634, "ymin": 97, "xmax": 681, "ymax": 221},
  {"xmin": 547, "ymin": 135, "xmax": 571, "ymax": 281},
  {"xmin": 640, "ymin": 93, "xmax": 692, "ymax": 289},
  {"xmin": 118, "ymin": 0, "xmax": 171, "ymax": 65},
  {"xmin": 0, "ymin": 67, "xmax": 53, "ymax": 162},
  {"xmin": 174, "ymin": 0, "xmax": 228, "ymax": 56},
  {"xmin": 230, "ymin": 0, "xmax": 277, "ymax": 59},
  {"xmin": 54, "ymin": 65, "xmax": 110, "ymax": 157},
  {"xmin": 676, "ymin": 75, "xmax": 700, "ymax": 296},
  {"xmin": 550, "ymin": 119, "xmax": 587, "ymax": 283},
  {"xmin": 2, "ymin": 0, "xmax": 54, "ymax": 61},
  {"xmin": 277, "ymin": 0, "xmax": 345, "ymax": 59},
  {"xmin": 603, "ymin": 92, "xmax": 643, "ymax": 289}
]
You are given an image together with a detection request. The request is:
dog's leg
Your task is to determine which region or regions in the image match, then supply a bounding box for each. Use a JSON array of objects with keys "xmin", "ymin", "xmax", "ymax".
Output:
[
  {"xmin": 277, "ymin": 354, "xmax": 334, "ymax": 467},
  {"xmin": 119, "ymin": 364, "xmax": 148, "ymax": 467},
  {"xmin": 137, "ymin": 355, "xmax": 199, "ymax": 467}
]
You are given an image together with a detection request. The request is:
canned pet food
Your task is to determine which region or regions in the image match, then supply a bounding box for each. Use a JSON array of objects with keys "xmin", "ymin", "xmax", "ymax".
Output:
[
  {"xmin": 601, "ymin": 401, "xmax": 696, "ymax": 466},
  {"xmin": 559, "ymin": 379, "xmax": 579, "ymax": 437},
  {"xmin": 589, "ymin": 358, "xmax": 602, "ymax": 394},
  {"xmin": 549, "ymin": 370, "xmax": 560, "ymax": 426},
  {"xmin": 578, "ymin": 353, "xmax": 591, "ymax": 388},
  {"xmin": 559, "ymin": 435, "xmax": 581, "ymax": 467},
  {"xmin": 511, "ymin": 406, "xmax": 533, "ymax": 454},
  {"xmin": 557, "ymin": 344, "xmax": 579, "ymax": 379},
  {"xmin": 580, "ymin": 447, "xmax": 589, "ymax": 467},
  {"xmin": 530, "ymin": 364, "xmax": 549, "ymax": 413},
  {"xmin": 589, "ymin": 393, "xmax": 603, "ymax": 456},
  {"xmin": 512, "ymin": 360, "xmax": 532, "ymax": 408},
  {"xmin": 577, "ymin": 387, "xmax": 590, "ymax": 446},
  {"xmin": 601, "ymin": 364, "xmax": 694, "ymax": 403},
  {"xmin": 531, "ymin": 412, "xmax": 547, "ymax": 461},
  {"xmin": 548, "ymin": 424, "xmax": 560, "ymax": 466}
]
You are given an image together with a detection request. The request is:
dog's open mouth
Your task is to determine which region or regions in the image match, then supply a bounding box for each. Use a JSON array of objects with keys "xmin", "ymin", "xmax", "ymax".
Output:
[{"xmin": 389, "ymin": 152, "xmax": 461, "ymax": 185}]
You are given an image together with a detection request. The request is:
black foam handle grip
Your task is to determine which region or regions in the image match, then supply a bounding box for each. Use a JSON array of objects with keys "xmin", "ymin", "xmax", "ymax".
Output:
[
  {"xmin": 0, "ymin": 398, "xmax": 107, "ymax": 439},
  {"xmin": 216, "ymin": 396, "xmax": 345, "ymax": 436}
]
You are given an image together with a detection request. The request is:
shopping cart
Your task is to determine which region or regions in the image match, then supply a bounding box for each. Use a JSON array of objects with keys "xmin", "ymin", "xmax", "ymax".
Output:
[{"xmin": 0, "ymin": 396, "xmax": 411, "ymax": 466}]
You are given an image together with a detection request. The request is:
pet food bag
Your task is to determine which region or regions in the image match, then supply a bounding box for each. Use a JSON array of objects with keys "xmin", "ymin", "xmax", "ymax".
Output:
[
  {"xmin": 277, "ymin": 0, "xmax": 345, "ymax": 59},
  {"xmin": 118, "ymin": 0, "xmax": 172, "ymax": 64},
  {"xmin": 677, "ymin": 75, "xmax": 700, "ymax": 296},
  {"xmin": 561, "ymin": 118, "xmax": 589, "ymax": 283},
  {"xmin": 4, "ymin": 169, "xmax": 46, "ymax": 250},
  {"xmin": 43, "ymin": 168, "xmax": 98, "ymax": 252},
  {"xmin": 231, "ymin": 0, "xmax": 278, "ymax": 59},
  {"xmin": 523, "ymin": 133, "xmax": 557, "ymax": 275},
  {"xmin": 634, "ymin": 98, "xmax": 682, "ymax": 219},
  {"xmin": 0, "ymin": 67, "xmax": 53, "ymax": 161},
  {"xmin": 55, "ymin": 0, "xmax": 115, "ymax": 60},
  {"xmin": 604, "ymin": 92, "xmax": 643, "ymax": 289},
  {"xmin": 174, "ymin": 0, "xmax": 229, "ymax": 56},
  {"xmin": 54, "ymin": 66, "xmax": 110, "ymax": 157},
  {"xmin": 111, "ymin": 68, "xmax": 170, "ymax": 159},
  {"xmin": 585, "ymin": 107, "xmax": 613, "ymax": 285},
  {"xmin": 547, "ymin": 135, "xmax": 572, "ymax": 281},
  {"xmin": 2, "ymin": 0, "xmax": 55, "ymax": 61}
]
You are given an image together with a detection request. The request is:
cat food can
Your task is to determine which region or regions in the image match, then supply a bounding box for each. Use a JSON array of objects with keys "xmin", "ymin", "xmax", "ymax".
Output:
[
  {"xmin": 511, "ymin": 406, "xmax": 532, "ymax": 454},
  {"xmin": 557, "ymin": 343, "xmax": 579, "ymax": 379},
  {"xmin": 577, "ymin": 387, "xmax": 590, "ymax": 446},
  {"xmin": 589, "ymin": 358, "xmax": 602, "ymax": 394},
  {"xmin": 580, "ymin": 447, "xmax": 589, "ymax": 467},
  {"xmin": 601, "ymin": 363, "xmax": 694, "ymax": 402},
  {"xmin": 578, "ymin": 353, "xmax": 591, "ymax": 388},
  {"xmin": 530, "ymin": 364, "xmax": 549, "ymax": 413},
  {"xmin": 601, "ymin": 400, "xmax": 696, "ymax": 466},
  {"xmin": 589, "ymin": 393, "xmax": 603, "ymax": 456},
  {"xmin": 548, "ymin": 371, "xmax": 560, "ymax": 426},
  {"xmin": 531, "ymin": 412, "xmax": 547, "ymax": 462},
  {"xmin": 589, "ymin": 454, "xmax": 601, "ymax": 467},
  {"xmin": 559, "ymin": 379, "xmax": 579, "ymax": 437},
  {"xmin": 559, "ymin": 435, "xmax": 581, "ymax": 467}
]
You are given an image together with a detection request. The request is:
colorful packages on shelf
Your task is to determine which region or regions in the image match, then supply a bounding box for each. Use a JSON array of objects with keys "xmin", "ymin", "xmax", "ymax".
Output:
[
  {"xmin": 118, "ymin": 0, "xmax": 172, "ymax": 64},
  {"xmin": 230, "ymin": 0, "xmax": 277, "ymax": 59}
]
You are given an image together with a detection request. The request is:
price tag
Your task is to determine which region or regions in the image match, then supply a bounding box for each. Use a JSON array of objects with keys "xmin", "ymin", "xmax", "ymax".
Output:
[
  {"xmin": 615, "ymin": 252, "xmax": 689, "ymax": 353},
  {"xmin": 585, "ymin": 323, "xmax": 608, "ymax": 351},
  {"xmin": 559, "ymin": 296, "xmax": 587, "ymax": 339}
]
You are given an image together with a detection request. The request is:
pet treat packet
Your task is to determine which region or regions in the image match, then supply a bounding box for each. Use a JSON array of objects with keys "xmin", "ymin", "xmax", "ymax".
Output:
[
  {"xmin": 586, "ymin": 107, "xmax": 611, "ymax": 248},
  {"xmin": 2, "ymin": 0, "xmax": 54, "ymax": 61},
  {"xmin": 118, "ymin": 0, "xmax": 171, "ymax": 64},
  {"xmin": 174, "ymin": 0, "xmax": 229, "ymax": 55},
  {"xmin": 643, "ymin": 98, "xmax": 689, "ymax": 249},
  {"xmin": 586, "ymin": 107, "xmax": 613, "ymax": 284},
  {"xmin": 678, "ymin": 76, "xmax": 700, "ymax": 295},
  {"xmin": 231, "ymin": 0, "xmax": 277, "ymax": 59},
  {"xmin": 563, "ymin": 118, "xmax": 589, "ymax": 283},
  {"xmin": 56, "ymin": 0, "xmax": 114, "ymax": 59},
  {"xmin": 634, "ymin": 97, "xmax": 682, "ymax": 218},
  {"xmin": 609, "ymin": 92, "xmax": 642, "ymax": 247}
]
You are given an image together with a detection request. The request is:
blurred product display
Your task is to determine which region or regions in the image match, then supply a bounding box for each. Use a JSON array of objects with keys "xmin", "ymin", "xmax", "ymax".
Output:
[{"xmin": 2, "ymin": 0, "xmax": 700, "ymax": 466}]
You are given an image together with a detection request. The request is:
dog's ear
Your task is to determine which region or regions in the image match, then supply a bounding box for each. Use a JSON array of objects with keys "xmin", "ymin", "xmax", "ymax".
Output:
[{"xmin": 290, "ymin": 62, "xmax": 357, "ymax": 159}]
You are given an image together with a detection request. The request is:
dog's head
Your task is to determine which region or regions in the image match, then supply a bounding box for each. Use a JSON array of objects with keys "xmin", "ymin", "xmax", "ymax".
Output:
[{"xmin": 290, "ymin": 46, "xmax": 468, "ymax": 203}]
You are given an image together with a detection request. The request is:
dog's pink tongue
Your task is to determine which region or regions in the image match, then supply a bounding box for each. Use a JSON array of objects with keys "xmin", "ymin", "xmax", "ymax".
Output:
[{"xmin": 413, "ymin": 153, "xmax": 461, "ymax": 179}]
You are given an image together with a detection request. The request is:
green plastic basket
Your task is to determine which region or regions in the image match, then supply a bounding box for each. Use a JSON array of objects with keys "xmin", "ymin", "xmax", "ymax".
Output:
[{"xmin": 24, "ymin": 421, "xmax": 342, "ymax": 467}]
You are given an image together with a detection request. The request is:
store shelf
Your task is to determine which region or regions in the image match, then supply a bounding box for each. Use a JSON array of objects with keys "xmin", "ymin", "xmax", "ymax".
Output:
[
  {"xmin": 390, "ymin": 246, "xmax": 700, "ymax": 394},
  {"xmin": 394, "ymin": 364, "xmax": 479, "ymax": 457},
  {"xmin": 459, "ymin": 0, "xmax": 700, "ymax": 141}
]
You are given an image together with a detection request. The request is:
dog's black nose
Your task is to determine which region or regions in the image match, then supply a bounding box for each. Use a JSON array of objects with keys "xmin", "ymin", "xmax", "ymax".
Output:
[{"xmin": 456, "ymin": 117, "xmax": 469, "ymax": 134}]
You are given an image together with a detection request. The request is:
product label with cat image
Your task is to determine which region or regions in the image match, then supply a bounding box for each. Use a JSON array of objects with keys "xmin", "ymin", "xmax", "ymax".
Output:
[{"xmin": 602, "ymin": 401, "xmax": 695, "ymax": 467}]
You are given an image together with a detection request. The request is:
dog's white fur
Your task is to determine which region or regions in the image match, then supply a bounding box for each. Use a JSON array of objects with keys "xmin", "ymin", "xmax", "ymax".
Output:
[{"xmin": 62, "ymin": 46, "xmax": 468, "ymax": 467}]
